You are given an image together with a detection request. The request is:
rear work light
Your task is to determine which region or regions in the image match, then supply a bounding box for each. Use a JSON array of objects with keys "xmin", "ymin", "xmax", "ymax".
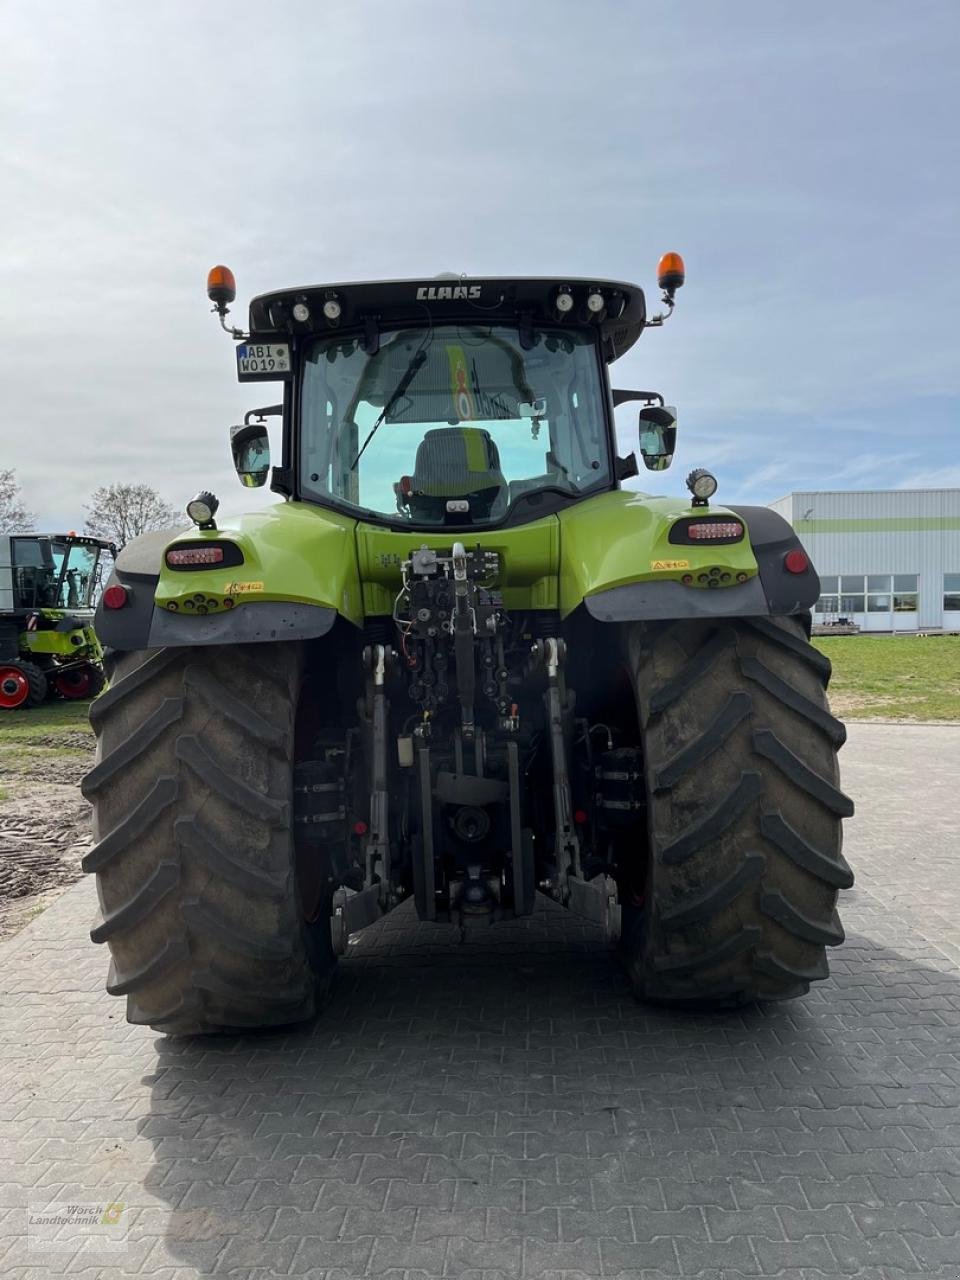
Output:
[{"xmin": 166, "ymin": 546, "xmax": 225, "ymax": 566}]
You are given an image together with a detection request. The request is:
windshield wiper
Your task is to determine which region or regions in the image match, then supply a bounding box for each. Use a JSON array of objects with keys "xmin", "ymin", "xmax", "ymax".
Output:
[{"xmin": 350, "ymin": 349, "xmax": 427, "ymax": 470}]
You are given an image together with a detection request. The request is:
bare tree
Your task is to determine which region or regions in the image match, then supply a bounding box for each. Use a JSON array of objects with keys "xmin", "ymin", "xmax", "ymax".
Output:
[
  {"xmin": 0, "ymin": 469, "xmax": 36, "ymax": 532},
  {"xmin": 83, "ymin": 483, "xmax": 180, "ymax": 549}
]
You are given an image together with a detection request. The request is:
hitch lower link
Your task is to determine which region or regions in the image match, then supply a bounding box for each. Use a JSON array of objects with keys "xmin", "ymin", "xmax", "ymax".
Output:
[
  {"xmin": 331, "ymin": 642, "xmax": 395, "ymax": 955},
  {"xmin": 534, "ymin": 636, "xmax": 620, "ymax": 943}
]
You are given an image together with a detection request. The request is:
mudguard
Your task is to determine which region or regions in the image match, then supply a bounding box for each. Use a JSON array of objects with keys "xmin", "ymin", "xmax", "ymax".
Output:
[
  {"xmin": 96, "ymin": 505, "xmax": 362, "ymax": 650},
  {"xmin": 95, "ymin": 492, "xmax": 819, "ymax": 650},
  {"xmin": 558, "ymin": 491, "xmax": 818, "ymax": 621}
]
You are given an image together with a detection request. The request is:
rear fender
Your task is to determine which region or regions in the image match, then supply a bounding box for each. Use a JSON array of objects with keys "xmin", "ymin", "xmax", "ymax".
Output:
[
  {"xmin": 559, "ymin": 491, "xmax": 818, "ymax": 622},
  {"xmin": 96, "ymin": 505, "xmax": 362, "ymax": 650}
]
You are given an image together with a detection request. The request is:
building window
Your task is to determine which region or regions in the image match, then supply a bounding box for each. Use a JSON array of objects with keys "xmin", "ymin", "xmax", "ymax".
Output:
[
  {"xmin": 816, "ymin": 573, "xmax": 919, "ymax": 616},
  {"xmin": 944, "ymin": 573, "xmax": 960, "ymax": 612},
  {"xmin": 892, "ymin": 574, "xmax": 918, "ymax": 612}
]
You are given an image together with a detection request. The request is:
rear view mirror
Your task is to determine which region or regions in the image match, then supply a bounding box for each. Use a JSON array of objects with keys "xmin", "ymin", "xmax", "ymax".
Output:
[
  {"xmin": 230, "ymin": 423, "xmax": 271, "ymax": 488},
  {"xmin": 638, "ymin": 405, "xmax": 677, "ymax": 471}
]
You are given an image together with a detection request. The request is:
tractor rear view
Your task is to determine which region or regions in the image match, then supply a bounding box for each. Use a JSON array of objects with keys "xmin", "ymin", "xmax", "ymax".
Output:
[
  {"xmin": 84, "ymin": 258, "xmax": 853, "ymax": 1034},
  {"xmin": 0, "ymin": 533, "xmax": 111, "ymax": 710}
]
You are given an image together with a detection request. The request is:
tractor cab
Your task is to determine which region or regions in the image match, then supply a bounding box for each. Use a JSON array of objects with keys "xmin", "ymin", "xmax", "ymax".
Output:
[
  {"xmin": 2, "ymin": 533, "xmax": 112, "ymax": 613},
  {"xmin": 213, "ymin": 266, "xmax": 685, "ymax": 530}
]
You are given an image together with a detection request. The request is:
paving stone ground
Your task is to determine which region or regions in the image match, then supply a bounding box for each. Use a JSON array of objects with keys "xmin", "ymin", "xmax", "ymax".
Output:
[{"xmin": 3, "ymin": 722, "xmax": 960, "ymax": 1280}]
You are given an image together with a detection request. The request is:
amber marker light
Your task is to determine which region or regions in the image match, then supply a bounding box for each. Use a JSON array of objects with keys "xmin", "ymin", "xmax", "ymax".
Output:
[
  {"xmin": 657, "ymin": 252, "xmax": 686, "ymax": 293},
  {"xmin": 206, "ymin": 264, "xmax": 237, "ymax": 310}
]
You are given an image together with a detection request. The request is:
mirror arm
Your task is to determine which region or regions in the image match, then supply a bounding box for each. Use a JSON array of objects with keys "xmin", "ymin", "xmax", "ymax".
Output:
[
  {"xmin": 244, "ymin": 404, "xmax": 282, "ymax": 425},
  {"xmin": 612, "ymin": 389, "xmax": 664, "ymax": 407}
]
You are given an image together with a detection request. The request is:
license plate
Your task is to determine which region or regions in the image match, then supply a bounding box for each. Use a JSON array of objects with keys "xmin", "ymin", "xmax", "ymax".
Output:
[{"xmin": 236, "ymin": 342, "xmax": 292, "ymax": 379}]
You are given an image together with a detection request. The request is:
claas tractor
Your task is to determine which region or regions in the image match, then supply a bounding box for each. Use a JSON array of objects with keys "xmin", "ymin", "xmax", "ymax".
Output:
[
  {"xmin": 0, "ymin": 532, "xmax": 112, "ymax": 709},
  {"xmin": 84, "ymin": 258, "xmax": 853, "ymax": 1034}
]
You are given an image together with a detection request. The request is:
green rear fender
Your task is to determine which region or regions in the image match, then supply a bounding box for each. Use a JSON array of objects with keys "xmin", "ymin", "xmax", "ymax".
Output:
[
  {"xmin": 558, "ymin": 492, "xmax": 819, "ymax": 622},
  {"xmin": 98, "ymin": 503, "xmax": 364, "ymax": 651},
  {"xmin": 98, "ymin": 490, "xmax": 817, "ymax": 652},
  {"xmin": 154, "ymin": 504, "xmax": 363, "ymax": 623},
  {"xmin": 558, "ymin": 491, "xmax": 760, "ymax": 616}
]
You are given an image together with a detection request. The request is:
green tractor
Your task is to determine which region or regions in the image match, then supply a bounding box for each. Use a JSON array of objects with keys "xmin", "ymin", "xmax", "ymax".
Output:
[
  {"xmin": 84, "ymin": 257, "xmax": 853, "ymax": 1034},
  {"xmin": 0, "ymin": 532, "xmax": 112, "ymax": 709}
]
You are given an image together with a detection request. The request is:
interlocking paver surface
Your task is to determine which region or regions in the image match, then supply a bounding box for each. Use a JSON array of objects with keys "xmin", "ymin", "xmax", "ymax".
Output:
[{"xmin": 3, "ymin": 721, "xmax": 960, "ymax": 1279}]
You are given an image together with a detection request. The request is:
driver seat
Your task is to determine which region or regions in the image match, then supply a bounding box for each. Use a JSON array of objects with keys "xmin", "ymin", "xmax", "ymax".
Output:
[{"xmin": 408, "ymin": 427, "xmax": 506, "ymax": 518}]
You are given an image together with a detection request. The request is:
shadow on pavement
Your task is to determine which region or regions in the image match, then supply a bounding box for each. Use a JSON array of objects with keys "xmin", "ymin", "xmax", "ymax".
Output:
[{"xmin": 136, "ymin": 901, "xmax": 960, "ymax": 1277}]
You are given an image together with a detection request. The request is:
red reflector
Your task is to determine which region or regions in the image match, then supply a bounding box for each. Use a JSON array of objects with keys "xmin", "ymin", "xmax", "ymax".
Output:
[
  {"xmin": 166, "ymin": 546, "xmax": 225, "ymax": 566},
  {"xmin": 352, "ymin": 820, "xmax": 368, "ymax": 836},
  {"xmin": 784, "ymin": 548, "xmax": 810, "ymax": 574},
  {"xmin": 687, "ymin": 521, "xmax": 744, "ymax": 540},
  {"xmin": 102, "ymin": 585, "xmax": 128, "ymax": 610},
  {"xmin": 573, "ymin": 809, "xmax": 588, "ymax": 825}
]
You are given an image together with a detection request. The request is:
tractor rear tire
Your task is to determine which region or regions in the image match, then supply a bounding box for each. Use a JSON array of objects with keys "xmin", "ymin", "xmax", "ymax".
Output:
[
  {"xmin": 622, "ymin": 615, "xmax": 854, "ymax": 1006},
  {"xmin": 0, "ymin": 659, "xmax": 47, "ymax": 710},
  {"xmin": 81, "ymin": 643, "xmax": 337, "ymax": 1034}
]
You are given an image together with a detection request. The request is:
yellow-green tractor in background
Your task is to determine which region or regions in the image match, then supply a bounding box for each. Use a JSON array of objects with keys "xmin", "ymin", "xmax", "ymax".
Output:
[
  {"xmin": 0, "ymin": 533, "xmax": 112, "ymax": 709},
  {"xmin": 84, "ymin": 257, "xmax": 854, "ymax": 1034}
]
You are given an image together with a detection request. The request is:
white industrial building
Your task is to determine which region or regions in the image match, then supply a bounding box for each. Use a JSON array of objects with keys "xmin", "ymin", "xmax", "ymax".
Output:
[{"xmin": 769, "ymin": 489, "xmax": 960, "ymax": 633}]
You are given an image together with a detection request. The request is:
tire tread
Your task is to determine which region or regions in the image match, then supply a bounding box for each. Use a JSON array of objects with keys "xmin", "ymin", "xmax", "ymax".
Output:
[
  {"xmin": 85, "ymin": 642, "xmax": 334, "ymax": 1034},
  {"xmin": 622, "ymin": 614, "xmax": 852, "ymax": 1006}
]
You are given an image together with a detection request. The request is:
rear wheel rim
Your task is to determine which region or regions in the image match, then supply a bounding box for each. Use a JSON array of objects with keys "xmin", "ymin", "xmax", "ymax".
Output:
[
  {"xmin": 56, "ymin": 666, "xmax": 93, "ymax": 698},
  {"xmin": 0, "ymin": 667, "xmax": 30, "ymax": 709}
]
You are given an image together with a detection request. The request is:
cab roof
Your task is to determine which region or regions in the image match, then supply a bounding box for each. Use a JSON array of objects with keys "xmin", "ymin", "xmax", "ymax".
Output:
[{"xmin": 248, "ymin": 276, "xmax": 647, "ymax": 363}]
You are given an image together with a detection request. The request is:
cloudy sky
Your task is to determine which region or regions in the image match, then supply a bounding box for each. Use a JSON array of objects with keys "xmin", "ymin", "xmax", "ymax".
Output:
[{"xmin": 2, "ymin": 0, "xmax": 957, "ymax": 531}]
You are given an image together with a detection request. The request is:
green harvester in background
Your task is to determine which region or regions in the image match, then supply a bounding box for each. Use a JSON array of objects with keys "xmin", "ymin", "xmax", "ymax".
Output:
[
  {"xmin": 0, "ymin": 532, "xmax": 112, "ymax": 709},
  {"xmin": 83, "ymin": 255, "xmax": 854, "ymax": 1035}
]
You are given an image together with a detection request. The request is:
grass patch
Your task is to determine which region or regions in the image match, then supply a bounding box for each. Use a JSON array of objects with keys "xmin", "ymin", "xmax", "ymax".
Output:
[
  {"xmin": 0, "ymin": 698, "xmax": 95, "ymax": 784},
  {"xmin": 813, "ymin": 633, "xmax": 960, "ymax": 721},
  {"xmin": 0, "ymin": 699, "xmax": 94, "ymax": 741}
]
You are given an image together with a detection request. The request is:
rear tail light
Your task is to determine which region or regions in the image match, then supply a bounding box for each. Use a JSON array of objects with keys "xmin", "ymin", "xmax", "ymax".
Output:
[
  {"xmin": 687, "ymin": 521, "xmax": 743, "ymax": 540},
  {"xmin": 669, "ymin": 517, "xmax": 745, "ymax": 545},
  {"xmin": 166, "ymin": 546, "xmax": 225, "ymax": 566},
  {"xmin": 102, "ymin": 585, "xmax": 128, "ymax": 610},
  {"xmin": 783, "ymin": 548, "xmax": 811, "ymax": 574}
]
